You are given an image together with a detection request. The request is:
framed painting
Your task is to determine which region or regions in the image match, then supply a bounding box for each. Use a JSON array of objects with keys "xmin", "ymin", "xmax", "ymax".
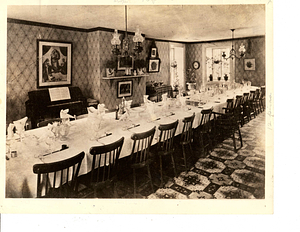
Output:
[
  {"xmin": 244, "ymin": 58, "xmax": 255, "ymax": 71},
  {"xmin": 37, "ymin": 40, "xmax": 72, "ymax": 88},
  {"xmin": 151, "ymin": 48, "xmax": 157, "ymax": 58},
  {"xmin": 148, "ymin": 58, "xmax": 160, "ymax": 73},
  {"xmin": 117, "ymin": 56, "xmax": 134, "ymax": 70},
  {"xmin": 117, "ymin": 80, "xmax": 133, "ymax": 98}
]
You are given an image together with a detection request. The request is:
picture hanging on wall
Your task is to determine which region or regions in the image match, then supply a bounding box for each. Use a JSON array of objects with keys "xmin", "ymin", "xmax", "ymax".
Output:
[
  {"xmin": 117, "ymin": 80, "xmax": 133, "ymax": 98},
  {"xmin": 117, "ymin": 56, "xmax": 134, "ymax": 70},
  {"xmin": 244, "ymin": 58, "xmax": 255, "ymax": 71},
  {"xmin": 37, "ymin": 40, "xmax": 72, "ymax": 88},
  {"xmin": 151, "ymin": 48, "xmax": 157, "ymax": 58},
  {"xmin": 148, "ymin": 58, "xmax": 160, "ymax": 73}
]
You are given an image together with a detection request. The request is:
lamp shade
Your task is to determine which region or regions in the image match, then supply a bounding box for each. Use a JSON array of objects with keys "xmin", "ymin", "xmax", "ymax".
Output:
[{"xmin": 111, "ymin": 29, "xmax": 121, "ymax": 46}]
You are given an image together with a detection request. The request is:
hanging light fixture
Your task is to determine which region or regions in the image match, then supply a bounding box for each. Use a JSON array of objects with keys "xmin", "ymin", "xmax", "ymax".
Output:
[
  {"xmin": 121, "ymin": 5, "xmax": 130, "ymax": 56},
  {"xmin": 111, "ymin": 29, "xmax": 121, "ymax": 55},
  {"xmin": 222, "ymin": 29, "xmax": 246, "ymax": 60},
  {"xmin": 111, "ymin": 6, "xmax": 144, "ymax": 56}
]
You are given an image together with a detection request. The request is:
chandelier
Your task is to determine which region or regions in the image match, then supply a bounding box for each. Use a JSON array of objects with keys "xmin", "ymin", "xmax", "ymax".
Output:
[
  {"xmin": 222, "ymin": 29, "xmax": 246, "ymax": 60},
  {"xmin": 111, "ymin": 6, "xmax": 144, "ymax": 56}
]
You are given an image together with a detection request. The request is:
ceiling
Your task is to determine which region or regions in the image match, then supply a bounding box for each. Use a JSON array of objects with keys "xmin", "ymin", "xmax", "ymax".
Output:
[{"xmin": 7, "ymin": 4, "xmax": 266, "ymax": 42}]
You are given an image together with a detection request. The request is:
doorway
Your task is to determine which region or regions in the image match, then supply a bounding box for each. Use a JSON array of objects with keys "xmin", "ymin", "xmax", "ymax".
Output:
[{"xmin": 170, "ymin": 43, "xmax": 185, "ymax": 90}]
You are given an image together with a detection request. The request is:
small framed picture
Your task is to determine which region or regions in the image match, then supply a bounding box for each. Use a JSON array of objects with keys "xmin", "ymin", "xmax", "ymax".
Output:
[
  {"xmin": 148, "ymin": 58, "xmax": 160, "ymax": 73},
  {"xmin": 118, "ymin": 56, "xmax": 134, "ymax": 70},
  {"xmin": 244, "ymin": 58, "xmax": 255, "ymax": 71},
  {"xmin": 117, "ymin": 80, "xmax": 133, "ymax": 98},
  {"xmin": 37, "ymin": 40, "xmax": 72, "ymax": 88},
  {"xmin": 151, "ymin": 48, "xmax": 157, "ymax": 58}
]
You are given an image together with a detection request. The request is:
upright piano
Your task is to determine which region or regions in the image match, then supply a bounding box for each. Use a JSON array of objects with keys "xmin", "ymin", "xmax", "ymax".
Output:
[{"xmin": 25, "ymin": 86, "xmax": 87, "ymax": 128}]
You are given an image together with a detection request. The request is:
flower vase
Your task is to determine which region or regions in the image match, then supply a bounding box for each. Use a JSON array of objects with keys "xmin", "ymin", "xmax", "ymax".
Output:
[
  {"xmin": 209, "ymin": 74, "xmax": 213, "ymax": 82},
  {"xmin": 224, "ymin": 74, "xmax": 228, "ymax": 81}
]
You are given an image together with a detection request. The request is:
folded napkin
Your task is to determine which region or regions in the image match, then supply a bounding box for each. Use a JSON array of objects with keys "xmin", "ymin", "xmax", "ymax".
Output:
[
  {"xmin": 97, "ymin": 103, "xmax": 108, "ymax": 115},
  {"xmin": 88, "ymin": 103, "xmax": 108, "ymax": 118},
  {"xmin": 144, "ymin": 95, "xmax": 152, "ymax": 104},
  {"xmin": 7, "ymin": 123, "xmax": 15, "ymax": 139},
  {"xmin": 13, "ymin": 116, "xmax": 28, "ymax": 134},
  {"xmin": 60, "ymin": 109, "xmax": 74, "ymax": 119}
]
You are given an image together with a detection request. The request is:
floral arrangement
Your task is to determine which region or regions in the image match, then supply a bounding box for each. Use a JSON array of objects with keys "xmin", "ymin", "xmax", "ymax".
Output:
[{"xmin": 186, "ymin": 68, "xmax": 196, "ymax": 83}]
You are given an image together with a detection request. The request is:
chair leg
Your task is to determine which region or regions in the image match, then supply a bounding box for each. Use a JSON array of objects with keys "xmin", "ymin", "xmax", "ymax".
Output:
[
  {"xmin": 147, "ymin": 165, "xmax": 154, "ymax": 193},
  {"xmin": 112, "ymin": 181, "xmax": 118, "ymax": 198},
  {"xmin": 199, "ymin": 133, "xmax": 205, "ymax": 156},
  {"xmin": 171, "ymin": 154, "xmax": 177, "ymax": 178},
  {"xmin": 237, "ymin": 126, "xmax": 243, "ymax": 148},
  {"xmin": 232, "ymin": 130, "xmax": 237, "ymax": 153},
  {"xmin": 182, "ymin": 144, "xmax": 188, "ymax": 173},
  {"xmin": 133, "ymin": 168, "xmax": 136, "ymax": 198},
  {"xmin": 189, "ymin": 143, "xmax": 193, "ymax": 156},
  {"xmin": 159, "ymin": 155, "xmax": 164, "ymax": 187}
]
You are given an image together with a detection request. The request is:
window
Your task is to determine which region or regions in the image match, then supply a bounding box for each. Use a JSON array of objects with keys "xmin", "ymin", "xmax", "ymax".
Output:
[{"xmin": 206, "ymin": 47, "xmax": 231, "ymax": 81}]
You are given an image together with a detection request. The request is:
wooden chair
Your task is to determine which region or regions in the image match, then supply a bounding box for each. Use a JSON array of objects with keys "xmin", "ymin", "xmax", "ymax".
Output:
[
  {"xmin": 89, "ymin": 137, "xmax": 124, "ymax": 198},
  {"xmin": 249, "ymin": 90, "xmax": 258, "ymax": 118},
  {"xmin": 214, "ymin": 98, "xmax": 234, "ymax": 119},
  {"xmin": 130, "ymin": 126, "xmax": 156, "ymax": 197},
  {"xmin": 213, "ymin": 109, "xmax": 243, "ymax": 153},
  {"xmin": 259, "ymin": 86, "xmax": 266, "ymax": 111},
  {"xmin": 155, "ymin": 85, "xmax": 173, "ymax": 102},
  {"xmin": 157, "ymin": 120, "xmax": 179, "ymax": 187},
  {"xmin": 242, "ymin": 92, "xmax": 251, "ymax": 124},
  {"xmin": 180, "ymin": 113, "xmax": 195, "ymax": 172},
  {"xmin": 223, "ymin": 98, "xmax": 234, "ymax": 114},
  {"xmin": 234, "ymin": 95, "xmax": 244, "ymax": 127},
  {"xmin": 196, "ymin": 109, "xmax": 214, "ymax": 156},
  {"xmin": 37, "ymin": 118, "xmax": 63, "ymax": 127},
  {"xmin": 33, "ymin": 151, "xmax": 85, "ymax": 198}
]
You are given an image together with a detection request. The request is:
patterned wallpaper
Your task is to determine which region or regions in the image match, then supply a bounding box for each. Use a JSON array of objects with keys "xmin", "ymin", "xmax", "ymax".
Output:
[
  {"xmin": 186, "ymin": 43, "xmax": 203, "ymax": 87},
  {"xmin": 6, "ymin": 21, "xmax": 171, "ymax": 125},
  {"xmin": 185, "ymin": 36, "xmax": 266, "ymax": 88},
  {"xmin": 234, "ymin": 37, "xmax": 265, "ymax": 87},
  {"xmin": 6, "ymin": 20, "xmax": 265, "ymax": 126},
  {"xmin": 6, "ymin": 22, "xmax": 89, "ymax": 126}
]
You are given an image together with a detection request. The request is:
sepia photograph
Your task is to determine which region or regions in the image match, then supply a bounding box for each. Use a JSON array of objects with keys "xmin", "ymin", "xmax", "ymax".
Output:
[{"xmin": 2, "ymin": 1, "xmax": 274, "ymax": 216}]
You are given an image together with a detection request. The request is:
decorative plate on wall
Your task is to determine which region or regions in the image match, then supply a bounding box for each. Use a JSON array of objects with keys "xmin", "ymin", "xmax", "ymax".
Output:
[
  {"xmin": 244, "ymin": 59, "xmax": 255, "ymax": 71},
  {"xmin": 192, "ymin": 61, "xmax": 200, "ymax": 70}
]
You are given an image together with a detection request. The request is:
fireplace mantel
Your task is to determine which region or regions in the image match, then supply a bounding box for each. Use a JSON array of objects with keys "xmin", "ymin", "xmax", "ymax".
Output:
[{"xmin": 102, "ymin": 74, "xmax": 148, "ymax": 86}]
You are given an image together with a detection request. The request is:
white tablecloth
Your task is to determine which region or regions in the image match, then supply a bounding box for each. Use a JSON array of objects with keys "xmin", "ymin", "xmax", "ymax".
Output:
[{"xmin": 5, "ymin": 86, "xmax": 258, "ymax": 198}]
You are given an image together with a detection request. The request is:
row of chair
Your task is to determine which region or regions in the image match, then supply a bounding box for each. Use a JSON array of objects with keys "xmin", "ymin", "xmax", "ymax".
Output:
[
  {"xmin": 200, "ymin": 86, "xmax": 266, "ymax": 153},
  {"xmin": 32, "ymin": 113, "xmax": 197, "ymax": 198}
]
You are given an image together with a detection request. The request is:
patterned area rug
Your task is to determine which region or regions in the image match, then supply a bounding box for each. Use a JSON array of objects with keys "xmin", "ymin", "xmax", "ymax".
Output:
[{"xmin": 148, "ymin": 112, "xmax": 265, "ymax": 199}]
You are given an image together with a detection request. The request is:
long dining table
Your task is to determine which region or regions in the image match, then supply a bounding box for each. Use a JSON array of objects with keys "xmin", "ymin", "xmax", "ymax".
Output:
[{"xmin": 5, "ymin": 85, "xmax": 259, "ymax": 198}]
